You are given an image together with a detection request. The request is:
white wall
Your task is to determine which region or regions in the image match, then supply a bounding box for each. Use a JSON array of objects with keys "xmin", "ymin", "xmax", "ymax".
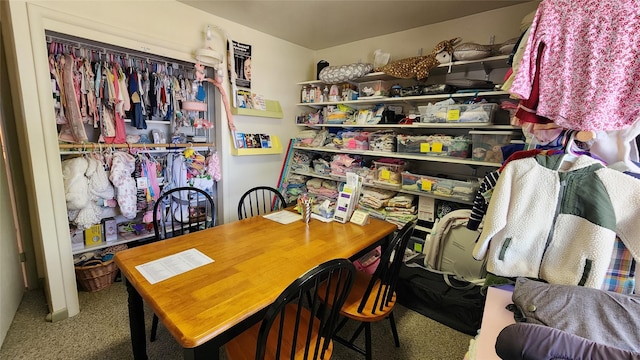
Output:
[{"xmin": 312, "ymin": 1, "xmax": 540, "ymax": 75}]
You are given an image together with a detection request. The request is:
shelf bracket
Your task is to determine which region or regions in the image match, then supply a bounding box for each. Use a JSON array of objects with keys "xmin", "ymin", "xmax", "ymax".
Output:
[{"xmin": 482, "ymin": 61, "xmax": 491, "ymax": 81}]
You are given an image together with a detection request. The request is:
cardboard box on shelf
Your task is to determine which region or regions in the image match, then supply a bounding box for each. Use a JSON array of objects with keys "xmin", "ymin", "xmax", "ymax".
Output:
[{"xmin": 84, "ymin": 224, "xmax": 103, "ymax": 247}]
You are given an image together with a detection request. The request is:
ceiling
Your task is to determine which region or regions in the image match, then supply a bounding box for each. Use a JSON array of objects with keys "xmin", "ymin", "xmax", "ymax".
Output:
[{"xmin": 178, "ymin": 1, "xmax": 531, "ymax": 50}]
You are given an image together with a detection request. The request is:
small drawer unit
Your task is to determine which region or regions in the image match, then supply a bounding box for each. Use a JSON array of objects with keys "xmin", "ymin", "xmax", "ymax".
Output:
[
  {"xmin": 469, "ymin": 130, "xmax": 522, "ymax": 163},
  {"xmin": 401, "ymin": 171, "xmax": 479, "ymax": 202},
  {"xmin": 397, "ymin": 134, "xmax": 470, "ymax": 158}
]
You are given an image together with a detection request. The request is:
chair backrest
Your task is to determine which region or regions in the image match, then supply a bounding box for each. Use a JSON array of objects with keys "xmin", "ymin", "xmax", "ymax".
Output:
[
  {"xmin": 357, "ymin": 221, "xmax": 416, "ymax": 314},
  {"xmin": 237, "ymin": 186, "xmax": 287, "ymax": 220},
  {"xmin": 153, "ymin": 187, "xmax": 216, "ymax": 240},
  {"xmin": 256, "ymin": 258, "xmax": 356, "ymax": 360}
]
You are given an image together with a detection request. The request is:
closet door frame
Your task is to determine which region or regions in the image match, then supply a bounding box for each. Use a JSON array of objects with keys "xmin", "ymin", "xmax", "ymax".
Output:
[{"xmin": 5, "ymin": 1, "xmax": 200, "ymax": 321}]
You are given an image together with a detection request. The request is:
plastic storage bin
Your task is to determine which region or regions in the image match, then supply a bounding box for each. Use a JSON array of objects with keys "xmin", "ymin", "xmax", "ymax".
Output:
[
  {"xmin": 341, "ymin": 131, "xmax": 369, "ymax": 150},
  {"xmin": 469, "ymin": 130, "xmax": 522, "ymax": 163},
  {"xmin": 358, "ymin": 80, "xmax": 390, "ymax": 98},
  {"xmin": 401, "ymin": 171, "xmax": 479, "ymax": 202},
  {"xmin": 396, "ymin": 134, "xmax": 470, "ymax": 158},
  {"xmin": 419, "ymin": 103, "xmax": 498, "ymax": 123},
  {"xmin": 418, "ymin": 103, "xmax": 449, "ymax": 123},
  {"xmin": 368, "ymin": 131, "xmax": 396, "ymax": 152},
  {"xmin": 373, "ymin": 160, "xmax": 405, "ymax": 188}
]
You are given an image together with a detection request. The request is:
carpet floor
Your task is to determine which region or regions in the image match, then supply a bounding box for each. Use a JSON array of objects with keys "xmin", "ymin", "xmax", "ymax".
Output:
[{"xmin": 0, "ymin": 280, "xmax": 472, "ymax": 359}]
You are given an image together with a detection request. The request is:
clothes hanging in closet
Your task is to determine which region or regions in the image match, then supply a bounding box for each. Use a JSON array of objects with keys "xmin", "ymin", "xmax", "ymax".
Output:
[{"xmin": 47, "ymin": 41, "xmax": 199, "ymax": 144}]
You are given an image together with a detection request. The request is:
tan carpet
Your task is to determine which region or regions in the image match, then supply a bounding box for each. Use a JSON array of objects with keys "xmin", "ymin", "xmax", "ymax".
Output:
[{"xmin": 0, "ymin": 280, "xmax": 472, "ymax": 359}]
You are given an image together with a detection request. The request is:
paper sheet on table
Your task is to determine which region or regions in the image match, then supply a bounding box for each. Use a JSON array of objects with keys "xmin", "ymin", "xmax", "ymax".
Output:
[
  {"xmin": 263, "ymin": 210, "xmax": 302, "ymax": 224},
  {"xmin": 263, "ymin": 210, "xmax": 334, "ymax": 224},
  {"xmin": 135, "ymin": 248, "xmax": 214, "ymax": 284},
  {"xmin": 311, "ymin": 213, "xmax": 333, "ymax": 222}
]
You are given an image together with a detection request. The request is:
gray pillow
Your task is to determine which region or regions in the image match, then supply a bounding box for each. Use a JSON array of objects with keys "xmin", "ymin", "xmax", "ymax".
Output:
[
  {"xmin": 319, "ymin": 63, "xmax": 373, "ymax": 84},
  {"xmin": 453, "ymin": 43, "xmax": 492, "ymax": 61}
]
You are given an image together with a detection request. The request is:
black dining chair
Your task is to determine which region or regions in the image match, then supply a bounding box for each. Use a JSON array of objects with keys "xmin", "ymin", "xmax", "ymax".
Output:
[
  {"xmin": 319, "ymin": 221, "xmax": 416, "ymax": 360},
  {"xmin": 149, "ymin": 186, "xmax": 216, "ymax": 342},
  {"xmin": 225, "ymin": 258, "xmax": 356, "ymax": 360},
  {"xmin": 237, "ymin": 186, "xmax": 287, "ymax": 220}
]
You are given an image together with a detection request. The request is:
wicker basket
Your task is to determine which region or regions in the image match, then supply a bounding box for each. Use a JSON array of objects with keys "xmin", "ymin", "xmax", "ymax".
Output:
[{"xmin": 75, "ymin": 259, "xmax": 119, "ymax": 292}]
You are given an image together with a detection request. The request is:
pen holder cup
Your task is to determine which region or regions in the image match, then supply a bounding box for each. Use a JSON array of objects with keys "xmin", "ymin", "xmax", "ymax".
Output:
[{"xmin": 301, "ymin": 202, "xmax": 311, "ymax": 224}]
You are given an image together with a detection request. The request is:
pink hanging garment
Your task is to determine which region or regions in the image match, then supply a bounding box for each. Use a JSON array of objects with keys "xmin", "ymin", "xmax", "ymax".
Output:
[
  {"xmin": 60, "ymin": 54, "xmax": 88, "ymax": 143},
  {"xmin": 108, "ymin": 65, "xmax": 127, "ymax": 144},
  {"xmin": 206, "ymin": 153, "xmax": 222, "ymax": 182},
  {"xmin": 510, "ymin": 0, "xmax": 640, "ymax": 131}
]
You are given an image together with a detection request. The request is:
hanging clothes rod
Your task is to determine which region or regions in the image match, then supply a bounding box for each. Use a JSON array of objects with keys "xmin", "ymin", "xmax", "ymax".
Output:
[
  {"xmin": 58, "ymin": 142, "xmax": 214, "ymax": 150},
  {"xmin": 45, "ymin": 30, "xmax": 193, "ymax": 71}
]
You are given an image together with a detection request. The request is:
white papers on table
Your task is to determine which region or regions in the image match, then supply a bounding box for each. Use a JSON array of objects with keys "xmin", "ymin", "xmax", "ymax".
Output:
[
  {"xmin": 263, "ymin": 210, "xmax": 302, "ymax": 224},
  {"xmin": 135, "ymin": 248, "xmax": 214, "ymax": 284},
  {"xmin": 311, "ymin": 213, "xmax": 333, "ymax": 222},
  {"xmin": 263, "ymin": 210, "xmax": 334, "ymax": 224}
]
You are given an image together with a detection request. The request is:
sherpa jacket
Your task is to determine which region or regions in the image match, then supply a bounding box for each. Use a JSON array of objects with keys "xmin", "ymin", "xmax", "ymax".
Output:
[{"xmin": 472, "ymin": 154, "xmax": 640, "ymax": 288}]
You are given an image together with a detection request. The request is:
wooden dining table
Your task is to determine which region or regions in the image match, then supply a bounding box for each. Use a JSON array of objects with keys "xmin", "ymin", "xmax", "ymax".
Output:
[{"xmin": 114, "ymin": 210, "xmax": 397, "ymax": 360}]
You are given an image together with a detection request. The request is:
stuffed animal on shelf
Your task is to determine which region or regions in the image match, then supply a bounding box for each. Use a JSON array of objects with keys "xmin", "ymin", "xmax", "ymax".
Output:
[{"xmin": 376, "ymin": 38, "xmax": 461, "ymax": 80}]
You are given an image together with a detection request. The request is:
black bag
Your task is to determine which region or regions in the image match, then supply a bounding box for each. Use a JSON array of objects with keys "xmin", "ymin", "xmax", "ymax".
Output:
[{"xmin": 396, "ymin": 262, "xmax": 486, "ymax": 335}]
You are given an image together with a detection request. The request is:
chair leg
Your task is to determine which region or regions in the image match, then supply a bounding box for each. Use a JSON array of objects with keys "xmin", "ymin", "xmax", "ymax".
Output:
[
  {"xmin": 334, "ymin": 316, "xmax": 348, "ymax": 334},
  {"xmin": 388, "ymin": 311, "xmax": 400, "ymax": 347},
  {"xmin": 364, "ymin": 323, "xmax": 372, "ymax": 360},
  {"xmin": 150, "ymin": 314, "xmax": 159, "ymax": 342},
  {"xmin": 349, "ymin": 322, "xmax": 366, "ymax": 344}
]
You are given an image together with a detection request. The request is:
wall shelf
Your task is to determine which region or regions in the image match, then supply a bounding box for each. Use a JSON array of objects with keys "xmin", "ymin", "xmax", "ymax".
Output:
[
  {"xmin": 230, "ymin": 135, "xmax": 283, "ymax": 156},
  {"xmin": 231, "ymin": 99, "xmax": 283, "ymax": 118},
  {"xmin": 293, "ymin": 144, "xmax": 502, "ymax": 167},
  {"xmin": 297, "ymin": 55, "xmax": 510, "ymax": 86}
]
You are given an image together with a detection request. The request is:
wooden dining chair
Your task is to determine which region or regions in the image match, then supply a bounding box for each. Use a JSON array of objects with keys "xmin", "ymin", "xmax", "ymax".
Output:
[
  {"xmin": 225, "ymin": 258, "xmax": 356, "ymax": 360},
  {"xmin": 319, "ymin": 221, "xmax": 416, "ymax": 360},
  {"xmin": 237, "ymin": 186, "xmax": 287, "ymax": 220},
  {"xmin": 152, "ymin": 186, "xmax": 216, "ymax": 241},
  {"xmin": 149, "ymin": 186, "xmax": 216, "ymax": 342}
]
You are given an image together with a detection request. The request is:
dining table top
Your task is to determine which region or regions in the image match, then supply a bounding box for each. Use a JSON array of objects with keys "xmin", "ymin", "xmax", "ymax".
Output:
[{"xmin": 114, "ymin": 211, "xmax": 397, "ymax": 349}]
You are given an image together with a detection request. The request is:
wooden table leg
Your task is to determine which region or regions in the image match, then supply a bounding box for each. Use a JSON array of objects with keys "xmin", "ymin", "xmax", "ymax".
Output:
[{"xmin": 125, "ymin": 278, "xmax": 148, "ymax": 360}]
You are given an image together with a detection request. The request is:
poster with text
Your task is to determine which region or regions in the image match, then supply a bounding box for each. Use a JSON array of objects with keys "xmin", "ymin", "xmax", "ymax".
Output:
[{"xmin": 233, "ymin": 40, "xmax": 252, "ymax": 90}]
